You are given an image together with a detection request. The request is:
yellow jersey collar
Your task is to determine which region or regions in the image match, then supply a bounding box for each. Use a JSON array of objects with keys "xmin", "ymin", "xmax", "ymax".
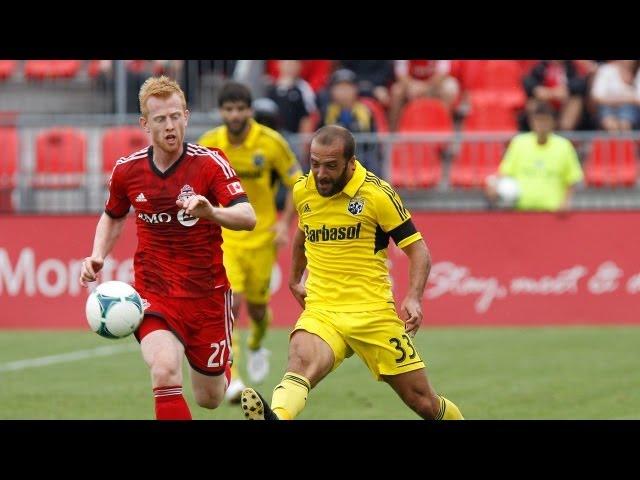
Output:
[
  {"xmin": 307, "ymin": 160, "xmax": 367, "ymax": 198},
  {"xmin": 342, "ymin": 160, "xmax": 367, "ymax": 198}
]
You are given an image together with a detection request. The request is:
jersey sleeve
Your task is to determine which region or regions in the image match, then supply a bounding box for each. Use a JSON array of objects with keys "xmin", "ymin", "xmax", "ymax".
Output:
[
  {"xmin": 563, "ymin": 140, "xmax": 584, "ymax": 186},
  {"xmin": 104, "ymin": 161, "xmax": 131, "ymax": 218},
  {"xmin": 205, "ymin": 147, "xmax": 249, "ymax": 207},
  {"xmin": 499, "ymin": 135, "xmax": 521, "ymax": 177},
  {"xmin": 271, "ymin": 131, "xmax": 303, "ymax": 189},
  {"xmin": 293, "ymin": 175, "xmax": 307, "ymax": 231},
  {"xmin": 374, "ymin": 182, "xmax": 422, "ymax": 249}
]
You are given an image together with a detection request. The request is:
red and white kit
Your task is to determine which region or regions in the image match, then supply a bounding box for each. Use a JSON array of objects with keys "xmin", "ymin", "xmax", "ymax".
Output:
[{"xmin": 105, "ymin": 142, "xmax": 247, "ymax": 375}]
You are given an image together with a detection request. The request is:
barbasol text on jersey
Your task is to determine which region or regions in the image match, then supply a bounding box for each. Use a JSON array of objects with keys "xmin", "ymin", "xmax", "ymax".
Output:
[{"xmin": 304, "ymin": 223, "xmax": 362, "ymax": 242}]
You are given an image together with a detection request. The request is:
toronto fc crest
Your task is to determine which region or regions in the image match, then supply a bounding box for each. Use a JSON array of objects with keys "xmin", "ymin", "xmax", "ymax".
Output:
[
  {"xmin": 177, "ymin": 184, "xmax": 197, "ymax": 202},
  {"xmin": 176, "ymin": 185, "xmax": 200, "ymax": 227}
]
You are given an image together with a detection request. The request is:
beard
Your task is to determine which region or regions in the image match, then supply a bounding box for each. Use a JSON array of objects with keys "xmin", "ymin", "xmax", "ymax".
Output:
[
  {"xmin": 226, "ymin": 118, "xmax": 249, "ymax": 136},
  {"xmin": 316, "ymin": 164, "xmax": 350, "ymax": 197}
]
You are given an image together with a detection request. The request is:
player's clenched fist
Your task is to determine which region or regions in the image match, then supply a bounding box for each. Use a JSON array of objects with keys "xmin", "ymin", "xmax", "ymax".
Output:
[
  {"xmin": 80, "ymin": 256, "xmax": 104, "ymax": 287},
  {"xmin": 289, "ymin": 281, "xmax": 307, "ymax": 309},
  {"xmin": 176, "ymin": 195, "xmax": 213, "ymax": 218}
]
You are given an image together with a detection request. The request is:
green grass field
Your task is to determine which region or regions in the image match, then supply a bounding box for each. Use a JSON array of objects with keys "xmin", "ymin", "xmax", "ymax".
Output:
[{"xmin": 1, "ymin": 326, "xmax": 638, "ymax": 419}]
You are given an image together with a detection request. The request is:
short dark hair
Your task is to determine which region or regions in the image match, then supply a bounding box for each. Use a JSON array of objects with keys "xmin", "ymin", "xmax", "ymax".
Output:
[
  {"xmin": 218, "ymin": 81, "xmax": 252, "ymax": 108},
  {"xmin": 532, "ymin": 100, "xmax": 554, "ymax": 117},
  {"xmin": 312, "ymin": 125, "xmax": 356, "ymax": 161}
]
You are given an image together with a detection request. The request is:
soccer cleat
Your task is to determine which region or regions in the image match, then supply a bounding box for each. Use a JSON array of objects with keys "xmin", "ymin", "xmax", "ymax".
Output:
[
  {"xmin": 246, "ymin": 347, "xmax": 271, "ymax": 384},
  {"xmin": 225, "ymin": 378, "xmax": 246, "ymax": 404},
  {"xmin": 240, "ymin": 387, "xmax": 279, "ymax": 420}
]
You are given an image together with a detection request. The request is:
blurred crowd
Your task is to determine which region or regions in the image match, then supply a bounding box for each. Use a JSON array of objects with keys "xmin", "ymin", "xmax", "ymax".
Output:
[{"xmin": 256, "ymin": 60, "xmax": 640, "ymax": 135}]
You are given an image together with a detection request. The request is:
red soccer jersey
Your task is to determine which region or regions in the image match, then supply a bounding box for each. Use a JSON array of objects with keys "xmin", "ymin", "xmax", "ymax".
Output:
[
  {"xmin": 105, "ymin": 142, "xmax": 248, "ymax": 298},
  {"xmin": 395, "ymin": 60, "xmax": 451, "ymax": 81}
]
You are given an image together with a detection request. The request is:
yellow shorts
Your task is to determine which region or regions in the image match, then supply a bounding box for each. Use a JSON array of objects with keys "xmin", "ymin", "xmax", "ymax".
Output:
[
  {"xmin": 292, "ymin": 306, "xmax": 425, "ymax": 381},
  {"xmin": 222, "ymin": 244, "xmax": 276, "ymax": 304}
]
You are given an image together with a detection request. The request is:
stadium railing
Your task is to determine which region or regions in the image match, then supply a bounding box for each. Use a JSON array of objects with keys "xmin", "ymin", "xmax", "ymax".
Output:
[{"xmin": 1, "ymin": 116, "xmax": 640, "ymax": 214}]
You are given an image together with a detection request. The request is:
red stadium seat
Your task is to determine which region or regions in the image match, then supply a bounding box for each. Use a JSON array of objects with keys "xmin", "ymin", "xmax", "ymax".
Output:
[
  {"xmin": 390, "ymin": 142, "xmax": 442, "ymax": 189},
  {"xmin": 33, "ymin": 128, "xmax": 86, "ymax": 188},
  {"xmin": 87, "ymin": 60, "xmax": 103, "ymax": 78},
  {"xmin": 102, "ymin": 126, "xmax": 149, "ymax": 176},
  {"xmin": 518, "ymin": 60, "xmax": 539, "ymax": 76},
  {"xmin": 359, "ymin": 97, "xmax": 389, "ymax": 133},
  {"xmin": 0, "ymin": 60, "xmax": 17, "ymax": 80},
  {"xmin": 477, "ymin": 61, "xmax": 526, "ymax": 110},
  {"xmin": 25, "ymin": 60, "xmax": 82, "ymax": 80},
  {"xmin": 450, "ymin": 141, "xmax": 505, "ymax": 188},
  {"xmin": 461, "ymin": 60, "xmax": 526, "ymax": 110},
  {"xmin": 389, "ymin": 98, "xmax": 451, "ymax": 189},
  {"xmin": 456, "ymin": 60, "xmax": 490, "ymax": 91},
  {"xmin": 584, "ymin": 138, "xmax": 638, "ymax": 187},
  {"xmin": 0, "ymin": 127, "xmax": 18, "ymax": 213},
  {"xmin": 397, "ymin": 98, "xmax": 453, "ymax": 133},
  {"xmin": 462, "ymin": 97, "xmax": 518, "ymax": 132}
]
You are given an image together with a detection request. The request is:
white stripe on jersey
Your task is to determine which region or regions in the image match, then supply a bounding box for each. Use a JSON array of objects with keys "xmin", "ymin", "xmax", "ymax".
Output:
[
  {"xmin": 108, "ymin": 148, "xmax": 148, "ymax": 186},
  {"xmin": 186, "ymin": 143, "xmax": 235, "ymax": 179},
  {"xmin": 225, "ymin": 289, "xmax": 233, "ymax": 353},
  {"xmin": 114, "ymin": 149, "xmax": 148, "ymax": 167}
]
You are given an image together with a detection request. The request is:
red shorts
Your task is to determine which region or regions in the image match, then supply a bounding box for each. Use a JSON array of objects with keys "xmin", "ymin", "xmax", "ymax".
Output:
[{"xmin": 134, "ymin": 287, "xmax": 234, "ymax": 376}]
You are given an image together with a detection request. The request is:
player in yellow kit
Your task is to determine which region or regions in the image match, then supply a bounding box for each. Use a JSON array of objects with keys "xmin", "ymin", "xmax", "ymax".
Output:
[
  {"xmin": 240, "ymin": 125, "xmax": 464, "ymax": 419},
  {"xmin": 198, "ymin": 81, "xmax": 302, "ymax": 402}
]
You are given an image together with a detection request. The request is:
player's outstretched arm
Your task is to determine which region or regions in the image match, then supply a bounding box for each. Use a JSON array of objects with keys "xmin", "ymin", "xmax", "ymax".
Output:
[
  {"xmin": 80, "ymin": 213, "xmax": 128, "ymax": 287},
  {"xmin": 288, "ymin": 228, "xmax": 308, "ymax": 309},
  {"xmin": 176, "ymin": 195, "xmax": 256, "ymax": 231},
  {"xmin": 273, "ymin": 190, "xmax": 296, "ymax": 249},
  {"xmin": 399, "ymin": 239, "xmax": 431, "ymax": 337}
]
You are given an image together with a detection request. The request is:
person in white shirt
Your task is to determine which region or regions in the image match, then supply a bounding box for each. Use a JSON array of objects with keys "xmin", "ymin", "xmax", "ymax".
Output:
[{"xmin": 591, "ymin": 60, "xmax": 640, "ymax": 132}]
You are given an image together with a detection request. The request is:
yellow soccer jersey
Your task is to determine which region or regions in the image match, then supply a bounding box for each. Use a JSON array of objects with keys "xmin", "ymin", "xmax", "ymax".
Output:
[
  {"xmin": 499, "ymin": 132, "xmax": 584, "ymax": 211},
  {"xmin": 294, "ymin": 160, "xmax": 422, "ymax": 312},
  {"xmin": 198, "ymin": 119, "xmax": 302, "ymax": 249}
]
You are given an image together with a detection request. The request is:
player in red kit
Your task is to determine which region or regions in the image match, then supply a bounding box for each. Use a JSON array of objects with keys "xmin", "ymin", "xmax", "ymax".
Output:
[{"xmin": 79, "ymin": 76, "xmax": 256, "ymax": 420}]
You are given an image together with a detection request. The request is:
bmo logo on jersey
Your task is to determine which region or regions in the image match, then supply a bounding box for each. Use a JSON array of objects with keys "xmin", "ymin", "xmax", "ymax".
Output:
[
  {"xmin": 177, "ymin": 209, "xmax": 199, "ymax": 227},
  {"xmin": 137, "ymin": 211, "xmax": 199, "ymax": 227},
  {"xmin": 138, "ymin": 212, "xmax": 172, "ymax": 224}
]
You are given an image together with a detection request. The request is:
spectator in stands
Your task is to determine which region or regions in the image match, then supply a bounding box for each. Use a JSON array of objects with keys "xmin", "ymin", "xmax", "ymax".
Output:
[
  {"xmin": 125, "ymin": 61, "xmax": 185, "ymax": 113},
  {"xmin": 319, "ymin": 69, "xmax": 383, "ymax": 176},
  {"xmin": 253, "ymin": 97, "xmax": 281, "ymax": 131},
  {"xmin": 388, "ymin": 60, "xmax": 460, "ymax": 131},
  {"xmin": 522, "ymin": 60, "xmax": 588, "ymax": 131},
  {"xmin": 590, "ymin": 60, "xmax": 640, "ymax": 132},
  {"xmin": 265, "ymin": 60, "xmax": 331, "ymax": 93},
  {"xmin": 485, "ymin": 101, "xmax": 584, "ymax": 212},
  {"xmin": 337, "ymin": 60, "xmax": 395, "ymax": 108},
  {"xmin": 265, "ymin": 60, "xmax": 317, "ymax": 135}
]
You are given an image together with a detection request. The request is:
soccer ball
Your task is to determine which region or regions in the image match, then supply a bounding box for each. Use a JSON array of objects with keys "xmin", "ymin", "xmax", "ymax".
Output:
[
  {"xmin": 496, "ymin": 176, "xmax": 520, "ymax": 206},
  {"xmin": 85, "ymin": 281, "xmax": 144, "ymax": 339}
]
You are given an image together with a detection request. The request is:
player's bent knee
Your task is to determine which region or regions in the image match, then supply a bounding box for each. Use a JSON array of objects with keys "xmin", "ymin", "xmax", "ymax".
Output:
[
  {"xmin": 248, "ymin": 305, "xmax": 267, "ymax": 322},
  {"xmin": 150, "ymin": 363, "xmax": 182, "ymax": 387},
  {"xmin": 192, "ymin": 375, "xmax": 226, "ymax": 409},
  {"xmin": 286, "ymin": 351, "xmax": 329, "ymax": 386},
  {"xmin": 194, "ymin": 391, "xmax": 223, "ymax": 409}
]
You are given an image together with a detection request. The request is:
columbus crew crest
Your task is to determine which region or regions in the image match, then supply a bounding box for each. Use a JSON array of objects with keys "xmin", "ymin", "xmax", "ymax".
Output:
[{"xmin": 348, "ymin": 197, "xmax": 365, "ymax": 215}]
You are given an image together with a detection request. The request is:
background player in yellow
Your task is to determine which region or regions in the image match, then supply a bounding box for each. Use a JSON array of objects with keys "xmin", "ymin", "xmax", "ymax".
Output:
[
  {"xmin": 198, "ymin": 82, "xmax": 302, "ymax": 403},
  {"xmin": 239, "ymin": 125, "xmax": 463, "ymax": 420}
]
